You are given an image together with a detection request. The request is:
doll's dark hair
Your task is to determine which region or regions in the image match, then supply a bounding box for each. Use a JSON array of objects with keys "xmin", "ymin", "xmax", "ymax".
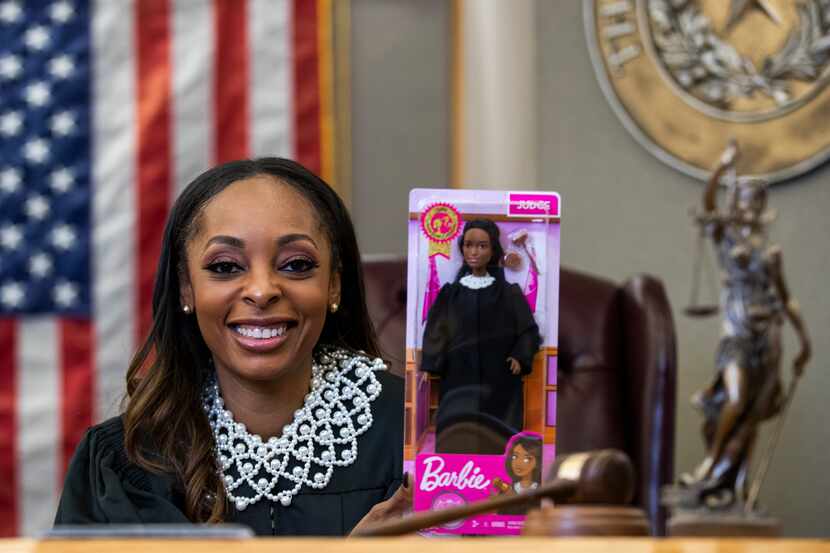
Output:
[
  {"xmin": 505, "ymin": 434, "xmax": 543, "ymax": 484},
  {"xmin": 455, "ymin": 218, "xmax": 506, "ymax": 281},
  {"xmin": 123, "ymin": 157, "xmax": 379, "ymax": 523}
]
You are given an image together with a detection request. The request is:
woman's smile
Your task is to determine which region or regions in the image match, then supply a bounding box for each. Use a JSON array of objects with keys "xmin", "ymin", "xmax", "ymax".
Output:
[{"xmin": 228, "ymin": 318, "xmax": 296, "ymax": 353}]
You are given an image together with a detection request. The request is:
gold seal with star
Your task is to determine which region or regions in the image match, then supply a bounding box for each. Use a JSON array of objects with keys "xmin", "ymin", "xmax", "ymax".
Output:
[{"xmin": 585, "ymin": 0, "xmax": 830, "ymax": 182}]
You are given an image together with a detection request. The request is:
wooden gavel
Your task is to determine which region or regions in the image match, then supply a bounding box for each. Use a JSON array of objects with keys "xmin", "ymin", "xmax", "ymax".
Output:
[{"xmin": 354, "ymin": 449, "xmax": 649, "ymax": 537}]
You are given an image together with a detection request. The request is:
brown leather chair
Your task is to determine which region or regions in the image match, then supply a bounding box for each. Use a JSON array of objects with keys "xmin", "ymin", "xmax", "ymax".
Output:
[
  {"xmin": 555, "ymin": 267, "xmax": 676, "ymax": 536},
  {"xmin": 362, "ymin": 259, "xmax": 677, "ymax": 536}
]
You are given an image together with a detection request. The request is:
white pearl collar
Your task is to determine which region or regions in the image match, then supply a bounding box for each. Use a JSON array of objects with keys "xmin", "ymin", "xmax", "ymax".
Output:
[
  {"xmin": 202, "ymin": 345, "xmax": 384, "ymax": 512},
  {"xmin": 459, "ymin": 273, "xmax": 496, "ymax": 290}
]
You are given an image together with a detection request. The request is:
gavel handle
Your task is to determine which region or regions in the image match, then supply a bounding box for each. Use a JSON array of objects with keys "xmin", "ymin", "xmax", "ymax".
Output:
[{"xmin": 353, "ymin": 478, "xmax": 578, "ymax": 537}]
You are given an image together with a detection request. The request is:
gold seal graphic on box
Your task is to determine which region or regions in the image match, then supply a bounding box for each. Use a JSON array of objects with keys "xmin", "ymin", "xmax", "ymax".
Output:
[{"xmin": 585, "ymin": 0, "xmax": 830, "ymax": 182}]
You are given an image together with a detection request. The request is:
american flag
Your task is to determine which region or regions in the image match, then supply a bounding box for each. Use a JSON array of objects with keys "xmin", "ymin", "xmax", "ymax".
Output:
[{"xmin": 0, "ymin": 0, "xmax": 335, "ymax": 536}]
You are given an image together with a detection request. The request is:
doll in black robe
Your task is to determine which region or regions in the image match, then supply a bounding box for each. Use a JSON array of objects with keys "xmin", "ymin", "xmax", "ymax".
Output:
[{"xmin": 420, "ymin": 220, "xmax": 541, "ymax": 454}]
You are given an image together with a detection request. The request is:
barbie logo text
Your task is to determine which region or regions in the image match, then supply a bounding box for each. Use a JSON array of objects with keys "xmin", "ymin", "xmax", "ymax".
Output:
[
  {"xmin": 419, "ymin": 456, "xmax": 491, "ymax": 492},
  {"xmin": 508, "ymin": 193, "xmax": 560, "ymax": 216}
]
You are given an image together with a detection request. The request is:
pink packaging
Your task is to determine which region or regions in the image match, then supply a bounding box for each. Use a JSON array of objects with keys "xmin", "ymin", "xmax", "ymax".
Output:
[{"xmin": 404, "ymin": 189, "xmax": 561, "ymax": 535}]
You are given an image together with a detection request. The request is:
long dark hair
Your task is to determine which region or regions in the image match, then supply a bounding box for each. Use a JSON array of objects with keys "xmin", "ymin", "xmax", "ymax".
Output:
[
  {"xmin": 123, "ymin": 158, "xmax": 379, "ymax": 522},
  {"xmin": 454, "ymin": 219, "xmax": 505, "ymax": 282},
  {"xmin": 504, "ymin": 433, "xmax": 543, "ymax": 484}
]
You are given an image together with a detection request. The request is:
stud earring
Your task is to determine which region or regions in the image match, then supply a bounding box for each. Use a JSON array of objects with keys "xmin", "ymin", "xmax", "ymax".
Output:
[
  {"xmin": 329, "ymin": 302, "xmax": 339, "ymax": 313},
  {"xmin": 183, "ymin": 305, "xmax": 192, "ymax": 314}
]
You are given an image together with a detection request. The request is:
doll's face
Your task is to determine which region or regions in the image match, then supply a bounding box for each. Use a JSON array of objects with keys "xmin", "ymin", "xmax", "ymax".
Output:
[
  {"xmin": 462, "ymin": 228, "xmax": 492, "ymax": 271},
  {"xmin": 510, "ymin": 443, "xmax": 537, "ymax": 479}
]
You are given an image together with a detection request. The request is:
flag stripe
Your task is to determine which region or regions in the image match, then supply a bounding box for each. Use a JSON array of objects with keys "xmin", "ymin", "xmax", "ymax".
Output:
[
  {"xmin": 135, "ymin": 0, "xmax": 173, "ymax": 342},
  {"xmin": 172, "ymin": 0, "xmax": 214, "ymax": 198},
  {"xmin": 214, "ymin": 0, "xmax": 250, "ymax": 163},
  {"xmin": 92, "ymin": 0, "xmax": 137, "ymax": 422},
  {"xmin": 0, "ymin": 320, "xmax": 18, "ymax": 536},
  {"xmin": 18, "ymin": 319, "xmax": 60, "ymax": 536},
  {"xmin": 60, "ymin": 320, "xmax": 94, "ymax": 475},
  {"xmin": 250, "ymin": 0, "xmax": 293, "ymax": 158},
  {"xmin": 292, "ymin": 0, "xmax": 322, "ymax": 173}
]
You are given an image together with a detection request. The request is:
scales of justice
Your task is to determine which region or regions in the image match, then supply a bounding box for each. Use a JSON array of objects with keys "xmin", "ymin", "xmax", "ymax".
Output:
[{"xmin": 664, "ymin": 140, "xmax": 812, "ymax": 537}]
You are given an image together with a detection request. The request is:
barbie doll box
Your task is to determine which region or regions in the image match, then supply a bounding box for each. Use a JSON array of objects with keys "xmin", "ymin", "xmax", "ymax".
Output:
[{"xmin": 403, "ymin": 189, "xmax": 561, "ymax": 535}]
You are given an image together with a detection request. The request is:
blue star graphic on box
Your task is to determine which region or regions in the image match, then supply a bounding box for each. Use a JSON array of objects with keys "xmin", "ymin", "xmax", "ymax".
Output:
[{"xmin": 0, "ymin": 0, "xmax": 90, "ymax": 315}]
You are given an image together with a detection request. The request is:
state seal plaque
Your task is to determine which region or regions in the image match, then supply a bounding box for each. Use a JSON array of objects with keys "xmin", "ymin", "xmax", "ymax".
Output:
[{"xmin": 585, "ymin": 0, "xmax": 830, "ymax": 182}]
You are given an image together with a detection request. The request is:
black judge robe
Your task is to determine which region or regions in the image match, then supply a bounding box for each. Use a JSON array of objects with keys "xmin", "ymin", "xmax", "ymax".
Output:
[
  {"xmin": 53, "ymin": 370, "xmax": 403, "ymax": 536},
  {"xmin": 420, "ymin": 274, "xmax": 541, "ymax": 453}
]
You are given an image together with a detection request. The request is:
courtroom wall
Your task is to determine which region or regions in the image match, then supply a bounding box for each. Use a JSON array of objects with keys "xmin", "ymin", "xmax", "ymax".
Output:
[{"xmin": 351, "ymin": 0, "xmax": 451, "ymax": 253}]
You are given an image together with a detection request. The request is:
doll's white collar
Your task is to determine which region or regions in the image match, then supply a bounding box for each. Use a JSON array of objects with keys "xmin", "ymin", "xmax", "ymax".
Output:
[{"xmin": 459, "ymin": 273, "xmax": 495, "ymax": 290}]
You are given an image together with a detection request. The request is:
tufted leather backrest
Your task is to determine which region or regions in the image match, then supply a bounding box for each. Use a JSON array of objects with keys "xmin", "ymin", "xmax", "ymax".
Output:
[{"xmin": 362, "ymin": 259, "xmax": 677, "ymax": 535}]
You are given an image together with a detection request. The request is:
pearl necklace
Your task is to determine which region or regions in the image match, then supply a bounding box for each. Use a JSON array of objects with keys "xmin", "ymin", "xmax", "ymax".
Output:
[
  {"xmin": 459, "ymin": 273, "xmax": 495, "ymax": 289},
  {"xmin": 202, "ymin": 346, "xmax": 384, "ymax": 512}
]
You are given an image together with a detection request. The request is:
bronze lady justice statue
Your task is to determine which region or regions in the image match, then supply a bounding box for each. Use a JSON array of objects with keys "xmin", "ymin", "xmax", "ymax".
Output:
[{"xmin": 679, "ymin": 142, "xmax": 811, "ymax": 509}]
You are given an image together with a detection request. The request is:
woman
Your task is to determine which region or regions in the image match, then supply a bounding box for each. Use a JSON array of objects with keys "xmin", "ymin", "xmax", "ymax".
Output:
[
  {"xmin": 420, "ymin": 220, "xmax": 541, "ymax": 454},
  {"xmin": 54, "ymin": 158, "xmax": 408, "ymax": 535}
]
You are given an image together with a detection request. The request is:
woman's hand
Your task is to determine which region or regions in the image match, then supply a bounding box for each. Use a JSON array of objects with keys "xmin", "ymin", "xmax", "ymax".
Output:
[
  {"xmin": 349, "ymin": 475, "xmax": 412, "ymax": 536},
  {"xmin": 507, "ymin": 357, "xmax": 521, "ymax": 375}
]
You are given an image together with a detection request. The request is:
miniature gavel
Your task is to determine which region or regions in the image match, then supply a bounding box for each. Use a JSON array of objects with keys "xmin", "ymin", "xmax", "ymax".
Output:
[{"xmin": 353, "ymin": 449, "xmax": 637, "ymax": 537}]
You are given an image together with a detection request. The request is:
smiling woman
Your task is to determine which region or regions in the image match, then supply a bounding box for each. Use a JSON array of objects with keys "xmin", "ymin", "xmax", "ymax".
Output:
[{"xmin": 53, "ymin": 159, "xmax": 408, "ymax": 536}]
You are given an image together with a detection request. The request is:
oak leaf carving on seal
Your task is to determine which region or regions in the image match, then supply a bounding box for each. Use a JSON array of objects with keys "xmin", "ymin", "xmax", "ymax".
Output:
[{"xmin": 648, "ymin": 0, "xmax": 830, "ymax": 111}]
